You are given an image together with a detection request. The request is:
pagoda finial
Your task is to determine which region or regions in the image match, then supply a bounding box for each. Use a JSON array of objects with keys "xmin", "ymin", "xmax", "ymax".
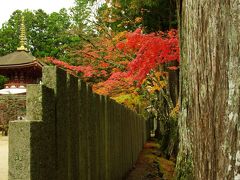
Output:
[{"xmin": 17, "ymin": 15, "xmax": 28, "ymax": 51}]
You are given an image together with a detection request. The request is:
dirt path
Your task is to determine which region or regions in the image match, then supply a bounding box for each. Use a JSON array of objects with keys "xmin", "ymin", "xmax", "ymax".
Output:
[
  {"xmin": 125, "ymin": 140, "xmax": 175, "ymax": 180},
  {"xmin": 0, "ymin": 136, "xmax": 8, "ymax": 180}
]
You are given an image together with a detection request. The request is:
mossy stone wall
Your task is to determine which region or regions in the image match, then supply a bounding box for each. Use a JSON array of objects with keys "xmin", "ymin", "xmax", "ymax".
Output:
[{"xmin": 9, "ymin": 66, "xmax": 149, "ymax": 180}]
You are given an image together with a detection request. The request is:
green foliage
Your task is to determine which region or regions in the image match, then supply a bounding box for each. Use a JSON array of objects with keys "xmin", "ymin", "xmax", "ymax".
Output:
[
  {"xmin": 71, "ymin": 0, "xmax": 92, "ymax": 29},
  {"xmin": 113, "ymin": 92, "xmax": 145, "ymax": 112},
  {"xmin": 95, "ymin": 0, "xmax": 177, "ymax": 33},
  {"xmin": 137, "ymin": 0, "xmax": 177, "ymax": 32},
  {"xmin": 0, "ymin": 75, "xmax": 8, "ymax": 89},
  {"xmin": 0, "ymin": 10, "xmax": 22, "ymax": 56},
  {"xmin": 96, "ymin": 2, "xmax": 141, "ymax": 33},
  {"xmin": 139, "ymin": 70, "xmax": 179, "ymax": 158}
]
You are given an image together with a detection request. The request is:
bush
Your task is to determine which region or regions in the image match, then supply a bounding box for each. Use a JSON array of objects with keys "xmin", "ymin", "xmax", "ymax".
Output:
[{"xmin": 0, "ymin": 75, "xmax": 8, "ymax": 89}]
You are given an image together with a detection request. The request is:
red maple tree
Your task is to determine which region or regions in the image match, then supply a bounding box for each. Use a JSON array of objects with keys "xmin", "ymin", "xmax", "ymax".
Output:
[
  {"xmin": 45, "ymin": 28, "xmax": 179, "ymax": 98},
  {"xmin": 117, "ymin": 28, "xmax": 179, "ymax": 84}
]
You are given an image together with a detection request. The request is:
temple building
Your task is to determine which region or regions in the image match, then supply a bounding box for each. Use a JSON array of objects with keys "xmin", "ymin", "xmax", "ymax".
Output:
[{"xmin": 0, "ymin": 16, "xmax": 43, "ymax": 94}]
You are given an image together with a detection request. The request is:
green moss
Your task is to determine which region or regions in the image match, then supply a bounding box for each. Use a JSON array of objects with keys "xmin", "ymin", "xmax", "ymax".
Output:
[{"xmin": 176, "ymin": 155, "xmax": 194, "ymax": 180}]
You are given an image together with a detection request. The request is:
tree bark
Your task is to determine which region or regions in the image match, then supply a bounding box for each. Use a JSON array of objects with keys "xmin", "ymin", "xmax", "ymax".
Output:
[{"xmin": 177, "ymin": 1, "xmax": 240, "ymax": 179}]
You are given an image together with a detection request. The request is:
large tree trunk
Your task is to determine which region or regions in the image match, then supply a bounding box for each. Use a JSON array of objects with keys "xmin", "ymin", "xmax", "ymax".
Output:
[{"xmin": 177, "ymin": 1, "xmax": 240, "ymax": 179}]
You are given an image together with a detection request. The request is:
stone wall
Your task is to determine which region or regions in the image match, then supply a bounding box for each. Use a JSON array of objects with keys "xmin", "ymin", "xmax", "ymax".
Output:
[
  {"xmin": 0, "ymin": 95, "xmax": 26, "ymax": 134},
  {"xmin": 9, "ymin": 66, "xmax": 149, "ymax": 180}
]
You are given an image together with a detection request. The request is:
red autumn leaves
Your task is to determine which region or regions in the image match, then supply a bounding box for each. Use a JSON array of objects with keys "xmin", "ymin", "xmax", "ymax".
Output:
[{"xmin": 46, "ymin": 28, "xmax": 179, "ymax": 95}]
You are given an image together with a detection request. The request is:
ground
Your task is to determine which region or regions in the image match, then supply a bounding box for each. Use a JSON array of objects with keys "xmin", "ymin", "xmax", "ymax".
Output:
[
  {"xmin": 0, "ymin": 135, "xmax": 8, "ymax": 180},
  {"xmin": 125, "ymin": 139, "xmax": 176, "ymax": 180}
]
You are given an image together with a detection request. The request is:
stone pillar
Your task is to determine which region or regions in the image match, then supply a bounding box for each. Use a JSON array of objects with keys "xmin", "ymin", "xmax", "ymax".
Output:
[
  {"xmin": 94, "ymin": 93, "xmax": 101, "ymax": 179},
  {"xmin": 104, "ymin": 96, "xmax": 110, "ymax": 180},
  {"xmin": 67, "ymin": 74, "xmax": 80, "ymax": 180},
  {"xmin": 78, "ymin": 80, "xmax": 89, "ymax": 180},
  {"xmin": 99, "ymin": 95, "xmax": 107, "ymax": 180},
  {"xmin": 86, "ymin": 84, "xmax": 97, "ymax": 180},
  {"xmin": 9, "ymin": 84, "xmax": 56, "ymax": 180},
  {"xmin": 42, "ymin": 66, "xmax": 68, "ymax": 180}
]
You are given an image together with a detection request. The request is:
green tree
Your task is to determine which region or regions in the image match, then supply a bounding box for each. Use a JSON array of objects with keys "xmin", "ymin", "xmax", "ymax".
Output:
[
  {"xmin": 0, "ymin": 10, "xmax": 23, "ymax": 56},
  {"xmin": 95, "ymin": 0, "xmax": 177, "ymax": 33},
  {"xmin": 0, "ymin": 9, "xmax": 73, "ymax": 58}
]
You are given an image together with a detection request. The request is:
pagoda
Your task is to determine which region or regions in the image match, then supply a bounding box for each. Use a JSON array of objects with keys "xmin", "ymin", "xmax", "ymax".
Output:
[{"xmin": 0, "ymin": 16, "xmax": 43, "ymax": 94}]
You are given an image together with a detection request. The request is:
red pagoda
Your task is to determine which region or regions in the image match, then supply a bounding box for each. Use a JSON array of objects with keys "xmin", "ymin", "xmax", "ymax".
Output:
[{"xmin": 0, "ymin": 16, "xmax": 43, "ymax": 94}]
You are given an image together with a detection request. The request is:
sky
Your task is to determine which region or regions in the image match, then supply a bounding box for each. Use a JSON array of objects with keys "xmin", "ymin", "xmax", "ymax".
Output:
[{"xmin": 0, "ymin": 0, "xmax": 75, "ymax": 27}]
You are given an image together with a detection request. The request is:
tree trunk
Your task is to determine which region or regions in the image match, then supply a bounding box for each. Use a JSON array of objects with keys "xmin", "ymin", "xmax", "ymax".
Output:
[{"xmin": 177, "ymin": 1, "xmax": 240, "ymax": 179}]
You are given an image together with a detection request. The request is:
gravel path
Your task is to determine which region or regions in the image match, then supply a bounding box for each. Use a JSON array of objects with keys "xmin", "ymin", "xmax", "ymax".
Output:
[{"xmin": 0, "ymin": 136, "xmax": 8, "ymax": 180}]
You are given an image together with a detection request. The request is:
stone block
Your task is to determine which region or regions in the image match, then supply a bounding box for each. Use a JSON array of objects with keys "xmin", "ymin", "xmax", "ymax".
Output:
[
  {"xmin": 42, "ymin": 66, "xmax": 68, "ymax": 180},
  {"xmin": 9, "ymin": 120, "xmax": 56, "ymax": 180},
  {"xmin": 9, "ymin": 120, "xmax": 32, "ymax": 180},
  {"xmin": 9, "ymin": 84, "xmax": 56, "ymax": 180},
  {"xmin": 78, "ymin": 80, "xmax": 88, "ymax": 180},
  {"xmin": 67, "ymin": 73, "xmax": 79, "ymax": 180}
]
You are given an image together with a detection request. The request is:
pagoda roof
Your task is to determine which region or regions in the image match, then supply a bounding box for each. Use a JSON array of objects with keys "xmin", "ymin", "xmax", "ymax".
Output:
[{"xmin": 0, "ymin": 51, "xmax": 43, "ymax": 68}]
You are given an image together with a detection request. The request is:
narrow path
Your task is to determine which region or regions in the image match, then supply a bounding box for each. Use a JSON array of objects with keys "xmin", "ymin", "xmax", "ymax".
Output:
[
  {"xmin": 0, "ymin": 136, "xmax": 8, "ymax": 180},
  {"xmin": 125, "ymin": 140, "xmax": 175, "ymax": 180}
]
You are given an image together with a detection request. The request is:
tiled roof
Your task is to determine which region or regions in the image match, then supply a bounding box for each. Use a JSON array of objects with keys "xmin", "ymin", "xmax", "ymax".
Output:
[{"xmin": 0, "ymin": 51, "xmax": 36, "ymax": 66}]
